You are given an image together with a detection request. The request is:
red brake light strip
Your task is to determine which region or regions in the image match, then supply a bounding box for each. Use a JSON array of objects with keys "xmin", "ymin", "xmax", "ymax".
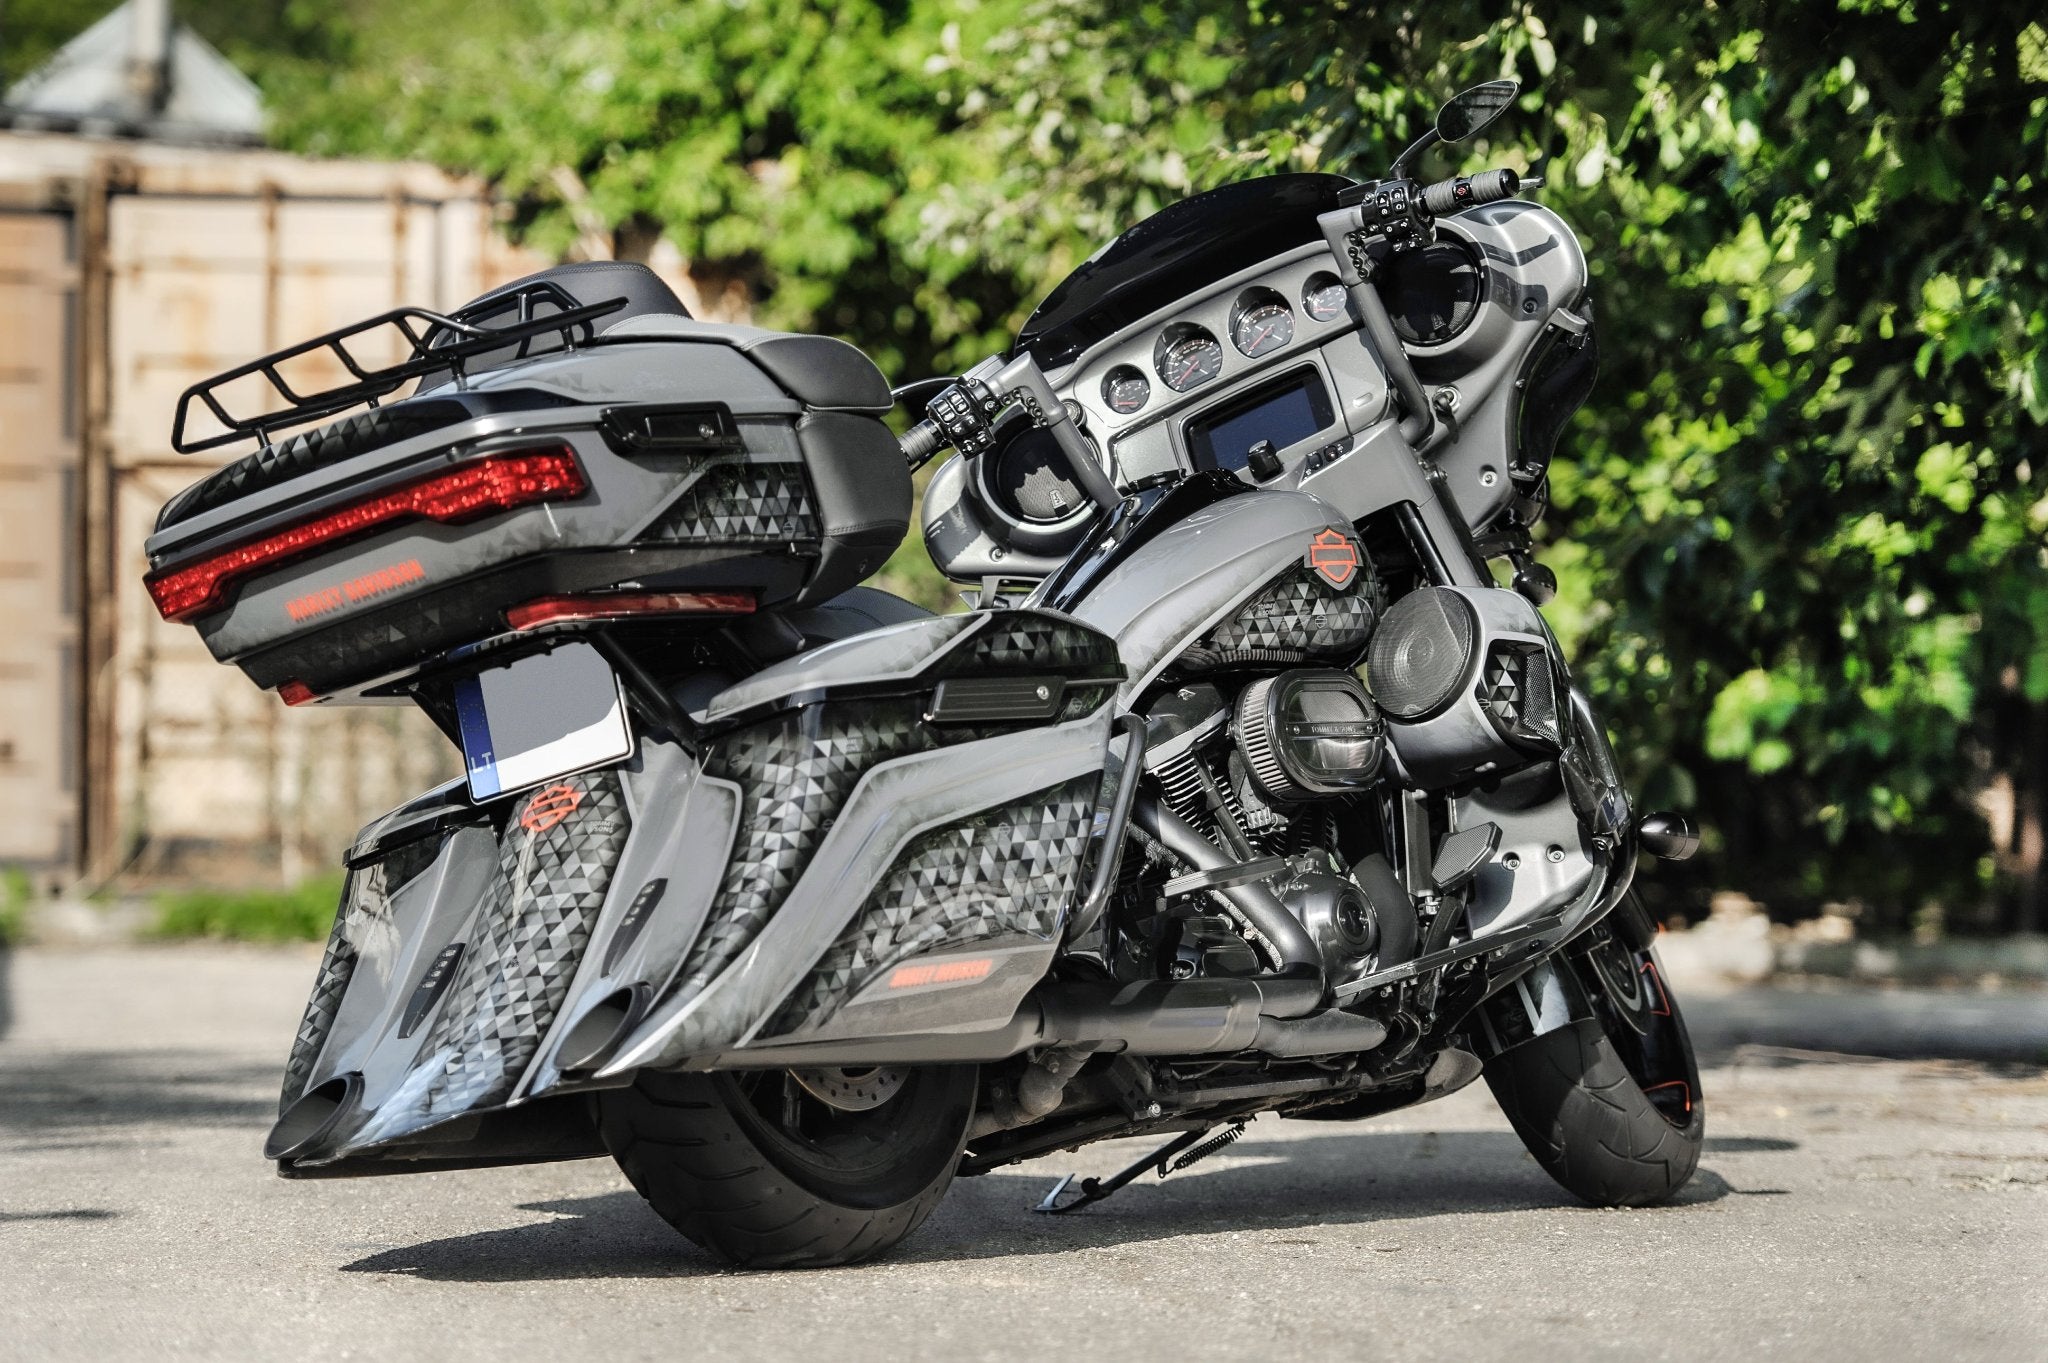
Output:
[
  {"xmin": 505, "ymin": 591, "xmax": 755, "ymax": 631},
  {"xmin": 145, "ymin": 447, "xmax": 588, "ymax": 623}
]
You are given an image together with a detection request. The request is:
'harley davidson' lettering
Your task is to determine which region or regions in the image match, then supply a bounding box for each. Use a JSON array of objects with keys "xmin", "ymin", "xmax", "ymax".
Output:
[
  {"xmin": 285, "ymin": 558, "xmax": 427, "ymax": 622},
  {"xmin": 888, "ymin": 957, "xmax": 995, "ymax": 989}
]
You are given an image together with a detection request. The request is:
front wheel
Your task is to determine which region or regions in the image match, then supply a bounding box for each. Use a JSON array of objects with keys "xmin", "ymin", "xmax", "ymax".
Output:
[
  {"xmin": 599, "ymin": 1063, "xmax": 976, "ymax": 1268},
  {"xmin": 1482, "ymin": 919, "xmax": 1704, "ymax": 1207}
]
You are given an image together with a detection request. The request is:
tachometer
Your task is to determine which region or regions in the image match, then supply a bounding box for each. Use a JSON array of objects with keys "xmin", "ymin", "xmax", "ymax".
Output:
[
  {"xmin": 1303, "ymin": 272, "xmax": 1349, "ymax": 323},
  {"xmin": 1101, "ymin": 365, "xmax": 1151, "ymax": 415},
  {"xmin": 1156, "ymin": 326, "xmax": 1223, "ymax": 393},
  {"xmin": 1232, "ymin": 295, "xmax": 1294, "ymax": 357}
]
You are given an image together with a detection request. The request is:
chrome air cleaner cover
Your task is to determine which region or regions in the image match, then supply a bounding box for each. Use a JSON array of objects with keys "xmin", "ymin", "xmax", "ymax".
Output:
[{"xmin": 1234, "ymin": 669, "xmax": 1384, "ymax": 801}]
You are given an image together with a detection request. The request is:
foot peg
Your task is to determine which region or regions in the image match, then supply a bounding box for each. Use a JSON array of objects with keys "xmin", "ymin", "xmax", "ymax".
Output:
[
  {"xmin": 1430, "ymin": 823, "xmax": 1500, "ymax": 891},
  {"xmin": 1636, "ymin": 811, "xmax": 1699, "ymax": 861}
]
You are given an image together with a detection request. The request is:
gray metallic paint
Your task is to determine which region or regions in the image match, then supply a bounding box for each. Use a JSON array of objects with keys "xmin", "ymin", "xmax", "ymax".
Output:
[
  {"xmin": 702, "ymin": 612, "xmax": 982, "ymax": 722},
  {"xmin": 1066, "ymin": 490, "xmax": 1355, "ymax": 698},
  {"xmin": 601, "ymin": 709, "xmax": 1115, "ymax": 1072}
]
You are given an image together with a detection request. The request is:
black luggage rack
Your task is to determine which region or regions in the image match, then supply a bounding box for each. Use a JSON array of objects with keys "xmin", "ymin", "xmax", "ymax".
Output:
[{"xmin": 171, "ymin": 281, "xmax": 629, "ymax": 454}]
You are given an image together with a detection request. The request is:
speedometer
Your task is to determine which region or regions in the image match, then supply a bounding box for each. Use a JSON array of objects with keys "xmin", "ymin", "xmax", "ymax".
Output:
[
  {"xmin": 1232, "ymin": 297, "xmax": 1294, "ymax": 357},
  {"xmin": 1155, "ymin": 326, "xmax": 1223, "ymax": 393}
]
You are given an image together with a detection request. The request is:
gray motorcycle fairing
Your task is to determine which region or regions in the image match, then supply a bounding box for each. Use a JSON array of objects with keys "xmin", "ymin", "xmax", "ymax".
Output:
[
  {"xmin": 600, "ymin": 711, "xmax": 1114, "ymax": 1073},
  {"xmin": 1065, "ymin": 489, "xmax": 1366, "ymax": 698},
  {"xmin": 274, "ymin": 609, "xmax": 1128, "ymax": 1171}
]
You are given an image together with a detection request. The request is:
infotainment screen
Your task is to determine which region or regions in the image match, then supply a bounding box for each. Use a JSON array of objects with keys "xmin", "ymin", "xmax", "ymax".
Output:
[{"xmin": 1186, "ymin": 367, "xmax": 1337, "ymax": 472}]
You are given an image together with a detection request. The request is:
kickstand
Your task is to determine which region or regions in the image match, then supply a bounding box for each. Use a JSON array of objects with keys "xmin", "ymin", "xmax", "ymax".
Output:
[{"xmin": 1033, "ymin": 1122, "xmax": 1248, "ymax": 1215}]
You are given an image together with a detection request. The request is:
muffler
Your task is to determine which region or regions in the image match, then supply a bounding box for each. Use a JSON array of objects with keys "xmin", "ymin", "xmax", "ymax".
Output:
[{"xmin": 715, "ymin": 976, "xmax": 1381, "ymax": 1069}]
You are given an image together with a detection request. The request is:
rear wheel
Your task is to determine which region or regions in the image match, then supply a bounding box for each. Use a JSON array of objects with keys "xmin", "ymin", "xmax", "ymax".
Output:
[
  {"xmin": 1483, "ymin": 915, "xmax": 1704, "ymax": 1207},
  {"xmin": 599, "ymin": 1063, "xmax": 975, "ymax": 1269}
]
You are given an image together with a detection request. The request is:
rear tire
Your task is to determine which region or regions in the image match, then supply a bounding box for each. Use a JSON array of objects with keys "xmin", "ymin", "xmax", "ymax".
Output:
[
  {"xmin": 599, "ymin": 1064, "xmax": 975, "ymax": 1269},
  {"xmin": 1483, "ymin": 929, "xmax": 1704, "ymax": 1207}
]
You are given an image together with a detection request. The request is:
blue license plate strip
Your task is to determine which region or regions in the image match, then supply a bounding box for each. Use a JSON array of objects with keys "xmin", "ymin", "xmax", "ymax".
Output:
[{"xmin": 454, "ymin": 642, "xmax": 633, "ymax": 799}]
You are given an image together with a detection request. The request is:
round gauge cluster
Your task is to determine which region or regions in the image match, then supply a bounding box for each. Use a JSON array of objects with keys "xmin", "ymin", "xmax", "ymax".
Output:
[
  {"xmin": 1303, "ymin": 271, "xmax": 1348, "ymax": 322},
  {"xmin": 1231, "ymin": 288, "xmax": 1294, "ymax": 357},
  {"xmin": 1155, "ymin": 324, "xmax": 1224, "ymax": 393},
  {"xmin": 1094, "ymin": 271, "xmax": 1361, "ymax": 420}
]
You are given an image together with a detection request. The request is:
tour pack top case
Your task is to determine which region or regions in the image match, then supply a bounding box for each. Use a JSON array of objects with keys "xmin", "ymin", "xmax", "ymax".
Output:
[{"xmin": 141, "ymin": 261, "xmax": 913, "ymax": 702}]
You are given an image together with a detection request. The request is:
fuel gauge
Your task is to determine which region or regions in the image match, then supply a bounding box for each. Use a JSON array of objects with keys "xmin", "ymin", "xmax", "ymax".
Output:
[
  {"xmin": 1101, "ymin": 365, "xmax": 1151, "ymax": 415},
  {"xmin": 1303, "ymin": 271, "xmax": 1350, "ymax": 323}
]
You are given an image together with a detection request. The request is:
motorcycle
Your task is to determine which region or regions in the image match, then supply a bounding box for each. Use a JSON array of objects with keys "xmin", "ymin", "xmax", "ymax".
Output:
[{"xmin": 142, "ymin": 81, "xmax": 1705, "ymax": 1267}]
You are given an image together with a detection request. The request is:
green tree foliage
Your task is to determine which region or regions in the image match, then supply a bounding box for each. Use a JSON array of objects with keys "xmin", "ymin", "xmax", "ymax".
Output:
[
  {"xmin": 16, "ymin": 0, "xmax": 2042, "ymax": 931},
  {"xmin": 252, "ymin": 0, "xmax": 1038, "ymax": 380},
  {"xmin": 1207, "ymin": 2, "xmax": 2048, "ymax": 932}
]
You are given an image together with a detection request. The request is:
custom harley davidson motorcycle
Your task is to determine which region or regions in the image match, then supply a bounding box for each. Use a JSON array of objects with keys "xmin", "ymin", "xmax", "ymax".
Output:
[{"xmin": 144, "ymin": 83, "xmax": 1705, "ymax": 1267}]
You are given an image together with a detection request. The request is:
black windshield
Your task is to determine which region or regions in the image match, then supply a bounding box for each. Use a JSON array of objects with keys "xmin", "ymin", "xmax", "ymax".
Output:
[{"xmin": 1015, "ymin": 174, "xmax": 1355, "ymax": 371}]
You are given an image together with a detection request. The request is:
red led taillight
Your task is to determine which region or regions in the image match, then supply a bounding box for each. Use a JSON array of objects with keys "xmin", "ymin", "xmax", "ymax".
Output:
[
  {"xmin": 504, "ymin": 591, "xmax": 755, "ymax": 631},
  {"xmin": 144, "ymin": 447, "xmax": 588, "ymax": 623}
]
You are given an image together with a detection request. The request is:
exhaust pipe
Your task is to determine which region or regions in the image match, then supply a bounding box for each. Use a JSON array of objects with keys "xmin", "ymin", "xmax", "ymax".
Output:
[
  {"xmin": 715, "ymin": 976, "xmax": 1381, "ymax": 1069},
  {"xmin": 265, "ymin": 1072, "xmax": 363, "ymax": 1161},
  {"xmin": 1129, "ymin": 796, "xmax": 1326, "ymax": 991}
]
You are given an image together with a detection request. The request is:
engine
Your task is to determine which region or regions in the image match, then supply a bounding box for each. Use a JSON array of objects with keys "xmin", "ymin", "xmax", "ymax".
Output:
[
  {"xmin": 1125, "ymin": 670, "xmax": 1414, "ymax": 986},
  {"xmin": 1101, "ymin": 536, "xmax": 1581, "ymax": 990}
]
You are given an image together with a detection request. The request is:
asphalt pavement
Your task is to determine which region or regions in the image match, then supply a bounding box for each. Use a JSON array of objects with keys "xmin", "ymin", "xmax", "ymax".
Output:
[{"xmin": 2, "ymin": 944, "xmax": 2044, "ymax": 1362}]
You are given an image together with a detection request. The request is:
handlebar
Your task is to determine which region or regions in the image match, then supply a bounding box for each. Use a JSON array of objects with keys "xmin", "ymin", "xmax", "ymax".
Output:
[
  {"xmin": 1317, "ymin": 166, "xmax": 1524, "ymax": 444},
  {"xmin": 895, "ymin": 353, "xmax": 1123, "ymax": 515},
  {"xmin": 900, "ymin": 418, "xmax": 944, "ymax": 468},
  {"xmin": 1419, "ymin": 167, "xmax": 1520, "ymax": 217}
]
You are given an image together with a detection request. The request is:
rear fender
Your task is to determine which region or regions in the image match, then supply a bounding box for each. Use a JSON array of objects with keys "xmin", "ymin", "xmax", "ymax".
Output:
[{"xmin": 277, "ymin": 739, "xmax": 734, "ymax": 1165}]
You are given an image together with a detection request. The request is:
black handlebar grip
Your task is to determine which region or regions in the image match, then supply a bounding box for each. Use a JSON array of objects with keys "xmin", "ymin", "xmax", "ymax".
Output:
[
  {"xmin": 899, "ymin": 419, "xmax": 945, "ymax": 469},
  {"xmin": 1421, "ymin": 167, "xmax": 1523, "ymax": 217}
]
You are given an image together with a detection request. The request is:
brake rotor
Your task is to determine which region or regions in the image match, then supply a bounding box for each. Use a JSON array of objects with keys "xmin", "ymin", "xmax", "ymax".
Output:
[
  {"xmin": 787, "ymin": 1065, "xmax": 910, "ymax": 1112},
  {"xmin": 1582, "ymin": 932, "xmax": 1654, "ymax": 1033}
]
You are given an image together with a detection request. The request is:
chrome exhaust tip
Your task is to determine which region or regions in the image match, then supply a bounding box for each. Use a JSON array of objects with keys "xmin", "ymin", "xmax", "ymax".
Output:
[
  {"xmin": 265, "ymin": 1072, "xmax": 362, "ymax": 1161},
  {"xmin": 555, "ymin": 986, "xmax": 649, "ymax": 1074}
]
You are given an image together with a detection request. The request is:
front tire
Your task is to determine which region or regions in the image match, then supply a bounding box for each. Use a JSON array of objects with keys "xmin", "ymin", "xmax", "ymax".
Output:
[
  {"xmin": 599, "ymin": 1064, "xmax": 976, "ymax": 1268},
  {"xmin": 1483, "ymin": 926, "xmax": 1704, "ymax": 1207}
]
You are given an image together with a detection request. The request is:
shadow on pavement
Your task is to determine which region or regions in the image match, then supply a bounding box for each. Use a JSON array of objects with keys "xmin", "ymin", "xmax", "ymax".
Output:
[
  {"xmin": 0, "ymin": 1207, "xmax": 119, "ymax": 1223},
  {"xmin": 0, "ymin": 1048, "xmax": 276, "ymax": 1146},
  {"xmin": 342, "ymin": 1128, "xmax": 1740, "ymax": 1283}
]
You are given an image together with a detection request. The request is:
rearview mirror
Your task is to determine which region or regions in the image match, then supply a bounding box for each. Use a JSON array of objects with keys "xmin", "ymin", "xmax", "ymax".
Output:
[{"xmin": 1436, "ymin": 80, "xmax": 1520, "ymax": 142}]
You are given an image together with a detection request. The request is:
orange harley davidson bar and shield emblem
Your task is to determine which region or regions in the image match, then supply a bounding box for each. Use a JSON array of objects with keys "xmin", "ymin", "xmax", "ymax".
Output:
[
  {"xmin": 1306, "ymin": 528, "xmax": 1362, "ymax": 588},
  {"xmin": 520, "ymin": 783, "xmax": 583, "ymax": 834}
]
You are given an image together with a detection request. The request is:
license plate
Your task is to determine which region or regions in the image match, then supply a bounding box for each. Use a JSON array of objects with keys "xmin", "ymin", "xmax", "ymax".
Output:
[{"xmin": 453, "ymin": 642, "xmax": 633, "ymax": 799}]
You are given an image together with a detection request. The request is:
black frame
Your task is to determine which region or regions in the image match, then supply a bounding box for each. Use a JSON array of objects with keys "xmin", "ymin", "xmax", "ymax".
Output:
[{"xmin": 171, "ymin": 281, "xmax": 629, "ymax": 454}]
